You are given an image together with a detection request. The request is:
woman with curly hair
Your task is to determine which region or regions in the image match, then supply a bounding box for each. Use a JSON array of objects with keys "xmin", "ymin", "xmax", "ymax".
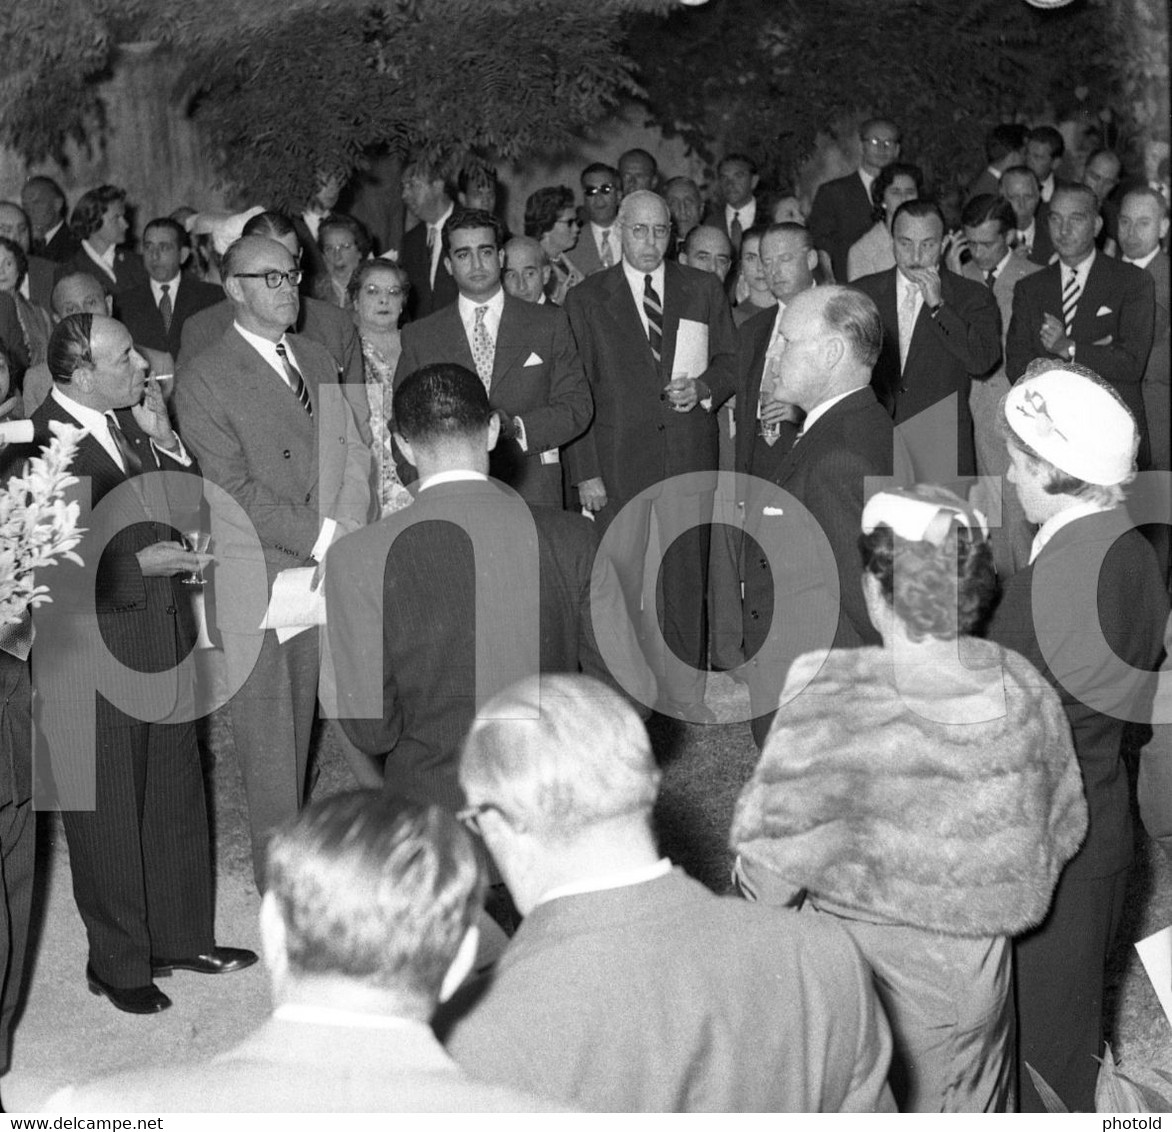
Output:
[
  {"xmin": 731, "ymin": 483, "xmax": 1087, "ymax": 1113},
  {"xmin": 65, "ymin": 185, "xmax": 148, "ymax": 296},
  {"xmin": 524, "ymin": 186, "xmax": 584, "ymax": 305},
  {"xmin": 315, "ymin": 213, "xmax": 372, "ymax": 309}
]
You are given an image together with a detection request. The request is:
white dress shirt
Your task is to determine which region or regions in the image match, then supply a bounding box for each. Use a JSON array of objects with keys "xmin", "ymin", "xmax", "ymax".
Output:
[
  {"xmin": 150, "ymin": 274, "xmax": 182, "ymax": 308},
  {"xmin": 1123, "ymin": 249, "xmax": 1159, "ymax": 271},
  {"xmin": 51, "ymin": 387, "xmax": 191, "ymax": 471},
  {"xmin": 427, "ymin": 203, "xmax": 455, "ymax": 286},
  {"xmin": 589, "ymin": 222, "xmax": 621, "ymax": 267},
  {"xmin": 457, "ymin": 286, "xmax": 505, "ymax": 349},
  {"xmin": 725, "ymin": 199, "xmax": 757, "ymax": 232},
  {"xmin": 622, "ymin": 259, "xmax": 666, "ymax": 340},
  {"xmin": 801, "ymin": 385, "xmax": 865, "ymax": 436}
]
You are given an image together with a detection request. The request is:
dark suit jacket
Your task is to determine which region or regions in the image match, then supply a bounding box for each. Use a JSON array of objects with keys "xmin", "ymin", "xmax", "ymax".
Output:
[
  {"xmin": 36, "ymin": 224, "xmax": 81, "ymax": 264},
  {"xmin": 702, "ymin": 196, "xmax": 768, "ymax": 243},
  {"xmin": 562, "ymin": 261, "xmax": 737, "ymax": 501},
  {"xmin": 291, "ymin": 214, "xmax": 330, "ymax": 299},
  {"xmin": 1023, "ymin": 202, "xmax": 1057, "ymax": 266},
  {"xmin": 442, "ymin": 870, "xmax": 896, "ymax": 1112},
  {"xmin": 733, "ymin": 303, "xmax": 798, "ymax": 487},
  {"xmin": 0, "ymin": 293, "xmax": 28, "ymax": 381},
  {"xmin": 25, "ymin": 255, "xmax": 56, "ymax": 312},
  {"xmin": 808, "ymin": 171, "xmax": 874, "ymax": 284},
  {"xmin": 1005, "ymin": 252, "xmax": 1155, "ymax": 463},
  {"xmin": 966, "ymin": 168, "xmax": 1002, "ymax": 202},
  {"xmin": 326, "ymin": 478, "xmax": 652, "ymax": 809},
  {"xmin": 987, "ymin": 511, "xmax": 1168, "ymax": 881},
  {"xmin": 399, "ymin": 220, "xmax": 458, "ymax": 320},
  {"xmin": 741, "ymin": 388, "xmax": 903, "ymax": 718},
  {"xmin": 59, "ymin": 244, "xmax": 149, "ymax": 300},
  {"xmin": 393, "ymin": 294, "xmax": 592, "ymax": 505},
  {"xmin": 564, "ymin": 224, "xmax": 611, "ymax": 278},
  {"xmin": 1140, "ymin": 251, "xmax": 1170, "ymax": 470},
  {"xmin": 117, "ymin": 277, "xmax": 223, "ymax": 358},
  {"xmin": 853, "ymin": 266, "xmax": 1002, "ymax": 481}
]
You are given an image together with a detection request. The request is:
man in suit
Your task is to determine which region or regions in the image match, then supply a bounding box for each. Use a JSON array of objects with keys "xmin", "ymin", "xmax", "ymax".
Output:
[
  {"xmin": 393, "ymin": 208, "xmax": 592, "ymax": 509},
  {"xmin": 854, "ymin": 199, "xmax": 1002, "ymax": 484},
  {"xmin": 0, "ymin": 201, "xmax": 56, "ymax": 311},
  {"xmin": 1006, "ymin": 182, "xmax": 1156, "ymax": 467},
  {"xmin": 1026, "ymin": 125, "xmax": 1065, "ymax": 204},
  {"xmin": 117, "ymin": 218, "xmax": 222, "ymax": 361},
  {"xmin": 947, "ymin": 193, "xmax": 1041, "ymax": 574},
  {"xmin": 663, "ymin": 177, "xmax": 704, "ymax": 259},
  {"xmin": 20, "ymin": 176, "xmax": 79, "ymax": 263},
  {"xmin": 441, "ymin": 674, "xmax": 896, "ymax": 1112},
  {"xmin": 987, "ymin": 365, "xmax": 1168, "ymax": 1112},
  {"xmin": 1083, "ymin": 149, "xmax": 1123, "ymax": 251},
  {"xmin": 502, "ymin": 236, "xmax": 551, "ymax": 305},
  {"xmin": 966, "ymin": 123, "xmax": 1028, "ymax": 203},
  {"xmin": 741, "ymin": 286, "xmax": 906, "ymax": 745},
  {"xmin": 563, "ymin": 190, "xmax": 738, "ymax": 720},
  {"xmin": 618, "ymin": 148, "xmax": 658, "ymax": 196},
  {"xmin": 46, "ymin": 792, "xmax": 557, "ymax": 1113},
  {"xmin": 328, "ymin": 362, "xmax": 649, "ymax": 808},
  {"xmin": 704, "ymin": 154, "xmax": 763, "ymax": 255},
  {"xmin": 1001, "ymin": 166, "xmax": 1056, "ymax": 266},
  {"xmin": 174, "ymin": 236, "xmax": 372, "ymax": 888},
  {"xmin": 808, "ymin": 118, "xmax": 902, "ymax": 282},
  {"xmin": 34, "ymin": 313, "xmax": 256, "ymax": 1013},
  {"xmin": 398, "ymin": 159, "xmax": 457, "ymax": 320},
  {"xmin": 565, "ymin": 163, "xmax": 623, "ymax": 278}
]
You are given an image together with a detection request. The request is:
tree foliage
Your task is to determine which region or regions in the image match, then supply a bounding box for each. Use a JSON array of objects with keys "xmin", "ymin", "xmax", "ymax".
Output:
[
  {"xmin": 626, "ymin": 0, "xmax": 1127, "ymax": 189},
  {"xmin": 0, "ymin": 0, "xmax": 670, "ymax": 207}
]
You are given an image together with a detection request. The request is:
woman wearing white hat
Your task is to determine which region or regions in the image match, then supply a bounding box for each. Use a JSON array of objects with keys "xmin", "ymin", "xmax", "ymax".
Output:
[{"xmin": 988, "ymin": 359, "xmax": 1170, "ymax": 1113}]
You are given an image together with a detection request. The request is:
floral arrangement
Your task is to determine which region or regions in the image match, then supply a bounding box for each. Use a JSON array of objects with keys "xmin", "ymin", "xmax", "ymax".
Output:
[{"xmin": 0, "ymin": 421, "xmax": 87, "ymax": 628}]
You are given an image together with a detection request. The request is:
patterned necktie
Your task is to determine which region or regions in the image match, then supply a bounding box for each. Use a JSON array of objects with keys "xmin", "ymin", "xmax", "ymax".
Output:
[
  {"xmin": 643, "ymin": 275, "xmax": 663, "ymax": 362},
  {"xmin": 730, "ymin": 211, "xmax": 743, "ymax": 254},
  {"xmin": 158, "ymin": 283, "xmax": 173, "ymax": 335},
  {"xmin": 1061, "ymin": 267, "xmax": 1082, "ymax": 337},
  {"xmin": 984, "ymin": 269, "xmax": 997, "ymax": 289},
  {"xmin": 472, "ymin": 305, "xmax": 495, "ymax": 389},
  {"xmin": 599, "ymin": 229, "xmax": 614, "ymax": 269},
  {"xmin": 897, "ymin": 283, "xmax": 918, "ymax": 373},
  {"xmin": 275, "ymin": 342, "xmax": 314, "ymax": 417},
  {"xmin": 105, "ymin": 412, "xmax": 143, "ymax": 476}
]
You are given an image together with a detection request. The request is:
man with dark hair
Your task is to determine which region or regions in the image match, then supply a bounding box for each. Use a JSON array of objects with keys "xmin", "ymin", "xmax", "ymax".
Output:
[
  {"xmin": 663, "ymin": 176, "xmax": 704, "ymax": 258},
  {"xmin": 392, "ymin": 208, "xmax": 591, "ymax": 508},
  {"xmin": 853, "ymin": 198, "xmax": 1001, "ymax": 483},
  {"xmin": 706, "ymin": 153, "xmax": 762, "ymax": 255},
  {"xmin": 399, "ymin": 159, "xmax": 457, "ymax": 318},
  {"xmin": 1026, "ymin": 125, "xmax": 1065, "ymax": 203},
  {"xmin": 679, "ymin": 225, "xmax": 733, "ymax": 282},
  {"xmin": 740, "ymin": 285, "xmax": 906, "ymax": 745},
  {"xmin": 809, "ymin": 118, "xmax": 902, "ymax": 282},
  {"xmin": 326, "ymin": 363, "xmax": 648, "ymax": 811},
  {"xmin": 1006, "ymin": 181, "xmax": 1155, "ymax": 467},
  {"xmin": 967, "ymin": 123, "xmax": 1029, "ymax": 202},
  {"xmin": 117, "ymin": 218, "xmax": 222, "ymax": 358},
  {"xmin": 174, "ymin": 236, "xmax": 372, "ymax": 888},
  {"xmin": 33, "ymin": 312, "xmax": 256, "ymax": 1013},
  {"xmin": 1082, "ymin": 148, "xmax": 1124, "ymax": 251},
  {"xmin": 46, "ymin": 792, "xmax": 557, "ymax": 1112},
  {"xmin": 566, "ymin": 163, "xmax": 622, "ymax": 277},
  {"xmin": 442, "ymin": 674, "xmax": 895, "ymax": 1112},
  {"xmin": 1000, "ymin": 165, "xmax": 1056, "ymax": 265},
  {"xmin": 21, "ymin": 175, "xmax": 79, "ymax": 262},
  {"xmin": 618, "ymin": 148, "xmax": 658, "ymax": 196}
]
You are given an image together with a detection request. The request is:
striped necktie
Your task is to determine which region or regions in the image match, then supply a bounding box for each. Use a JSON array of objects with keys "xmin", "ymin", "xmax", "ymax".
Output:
[
  {"xmin": 275, "ymin": 342, "xmax": 313, "ymax": 417},
  {"xmin": 643, "ymin": 274, "xmax": 663, "ymax": 362},
  {"xmin": 1061, "ymin": 267, "xmax": 1081, "ymax": 337}
]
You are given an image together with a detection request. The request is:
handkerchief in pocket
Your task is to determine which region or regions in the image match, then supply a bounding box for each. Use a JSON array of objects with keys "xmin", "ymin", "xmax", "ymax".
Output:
[
  {"xmin": 1096, "ymin": 306, "xmax": 1112, "ymax": 317},
  {"xmin": 763, "ymin": 506, "xmax": 785, "ymax": 517},
  {"xmin": 523, "ymin": 352, "xmax": 543, "ymax": 366}
]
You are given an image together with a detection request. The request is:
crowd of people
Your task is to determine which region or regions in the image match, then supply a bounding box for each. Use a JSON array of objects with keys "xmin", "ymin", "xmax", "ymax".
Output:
[{"xmin": 0, "ymin": 113, "xmax": 1168, "ymax": 1113}]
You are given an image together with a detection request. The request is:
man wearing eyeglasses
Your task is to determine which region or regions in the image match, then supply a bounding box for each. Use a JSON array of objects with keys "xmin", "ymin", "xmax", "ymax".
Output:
[
  {"xmin": 563, "ymin": 190, "xmax": 737, "ymax": 722},
  {"xmin": 565, "ymin": 164, "xmax": 623, "ymax": 278},
  {"xmin": 808, "ymin": 118, "xmax": 902, "ymax": 283},
  {"xmin": 174, "ymin": 235, "xmax": 372, "ymax": 889}
]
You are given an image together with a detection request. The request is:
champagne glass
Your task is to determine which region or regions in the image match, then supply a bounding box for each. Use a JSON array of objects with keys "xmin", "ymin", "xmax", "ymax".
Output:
[{"xmin": 181, "ymin": 530, "xmax": 211, "ymax": 586}]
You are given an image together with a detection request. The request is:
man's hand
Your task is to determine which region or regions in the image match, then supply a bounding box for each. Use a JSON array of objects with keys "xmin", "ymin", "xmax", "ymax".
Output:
[
  {"xmin": 943, "ymin": 234, "xmax": 969, "ymax": 276},
  {"xmin": 1039, "ymin": 313, "xmax": 1074, "ymax": 358},
  {"xmin": 663, "ymin": 376, "xmax": 701, "ymax": 413},
  {"xmin": 130, "ymin": 376, "xmax": 179, "ymax": 450},
  {"xmin": 135, "ymin": 540, "xmax": 210, "ymax": 576},
  {"xmin": 492, "ymin": 409, "xmax": 517, "ymax": 441},
  {"xmin": 759, "ymin": 400, "xmax": 802, "ymax": 427},
  {"xmin": 903, "ymin": 265, "xmax": 943, "ymax": 308},
  {"xmin": 577, "ymin": 477, "xmax": 608, "ymax": 512}
]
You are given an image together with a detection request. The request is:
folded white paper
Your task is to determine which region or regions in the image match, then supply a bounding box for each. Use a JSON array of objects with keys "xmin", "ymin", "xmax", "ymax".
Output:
[
  {"xmin": 259, "ymin": 567, "xmax": 326, "ymax": 643},
  {"xmin": 673, "ymin": 319, "xmax": 709, "ymax": 379},
  {"xmin": 0, "ymin": 420, "xmax": 34, "ymax": 446},
  {"xmin": 1135, "ymin": 925, "xmax": 1172, "ymax": 1030}
]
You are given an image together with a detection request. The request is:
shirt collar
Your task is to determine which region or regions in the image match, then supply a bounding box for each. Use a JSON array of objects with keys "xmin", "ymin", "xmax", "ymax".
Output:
[
  {"xmin": 51, "ymin": 385, "xmax": 109, "ymax": 434},
  {"xmin": 802, "ymin": 385, "xmax": 865, "ymax": 435},
  {"xmin": 428, "ymin": 202, "xmax": 454, "ymax": 235},
  {"xmin": 81, "ymin": 239, "xmax": 117, "ymax": 277},
  {"xmin": 725, "ymin": 199, "xmax": 756, "ymax": 226},
  {"xmin": 990, "ymin": 249, "xmax": 1014, "ymax": 277},
  {"xmin": 536, "ymin": 858, "xmax": 673, "ymax": 908},
  {"xmin": 1029, "ymin": 500, "xmax": 1113, "ymax": 564},
  {"xmin": 273, "ymin": 1004, "xmax": 428, "ymax": 1033},
  {"xmin": 457, "ymin": 286, "xmax": 504, "ymax": 323},
  {"xmin": 150, "ymin": 274, "xmax": 182, "ymax": 303},
  {"xmin": 1061, "ymin": 246, "xmax": 1096, "ymax": 281},
  {"xmin": 622, "ymin": 257, "xmax": 665, "ymax": 296},
  {"xmin": 417, "ymin": 469, "xmax": 488, "ymax": 492},
  {"xmin": 1123, "ymin": 248, "xmax": 1159, "ymax": 271}
]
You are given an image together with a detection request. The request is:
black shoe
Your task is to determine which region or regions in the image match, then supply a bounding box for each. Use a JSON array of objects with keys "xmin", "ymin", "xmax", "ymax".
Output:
[
  {"xmin": 152, "ymin": 946, "xmax": 258, "ymax": 977},
  {"xmin": 86, "ymin": 963, "xmax": 172, "ymax": 1014}
]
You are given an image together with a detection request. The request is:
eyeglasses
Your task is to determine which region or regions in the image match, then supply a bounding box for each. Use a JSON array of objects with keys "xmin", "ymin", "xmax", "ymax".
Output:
[
  {"xmin": 362, "ymin": 284, "xmax": 406, "ymax": 299},
  {"xmin": 864, "ymin": 137, "xmax": 899, "ymax": 149},
  {"xmin": 623, "ymin": 223, "xmax": 671, "ymax": 241},
  {"xmin": 455, "ymin": 801, "xmax": 506, "ymax": 837},
  {"xmin": 583, "ymin": 184, "xmax": 616, "ymax": 197},
  {"xmin": 234, "ymin": 269, "xmax": 304, "ymax": 289},
  {"xmin": 323, "ymin": 241, "xmax": 356, "ymax": 254},
  {"xmin": 556, "ymin": 215, "xmax": 583, "ymax": 227}
]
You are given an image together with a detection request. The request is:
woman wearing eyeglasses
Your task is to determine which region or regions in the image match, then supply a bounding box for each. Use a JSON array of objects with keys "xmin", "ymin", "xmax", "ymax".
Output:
[
  {"xmin": 349, "ymin": 258, "xmax": 412, "ymax": 515},
  {"xmin": 524, "ymin": 186, "xmax": 585, "ymax": 305},
  {"xmin": 315, "ymin": 213, "xmax": 372, "ymax": 310},
  {"xmin": 731, "ymin": 484, "xmax": 1087, "ymax": 1113}
]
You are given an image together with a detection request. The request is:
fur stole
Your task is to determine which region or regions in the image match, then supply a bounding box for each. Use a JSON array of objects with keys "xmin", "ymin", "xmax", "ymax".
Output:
[{"xmin": 731, "ymin": 640, "xmax": 1088, "ymax": 937}]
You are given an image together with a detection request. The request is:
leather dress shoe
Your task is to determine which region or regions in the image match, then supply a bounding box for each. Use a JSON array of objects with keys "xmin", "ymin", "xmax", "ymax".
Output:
[
  {"xmin": 86, "ymin": 963, "xmax": 171, "ymax": 1014},
  {"xmin": 152, "ymin": 946, "xmax": 259, "ymax": 977}
]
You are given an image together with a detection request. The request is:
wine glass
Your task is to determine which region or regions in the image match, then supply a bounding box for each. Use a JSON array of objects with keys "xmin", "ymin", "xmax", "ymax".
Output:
[{"xmin": 181, "ymin": 530, "xmax": 211, "ymax": 586}]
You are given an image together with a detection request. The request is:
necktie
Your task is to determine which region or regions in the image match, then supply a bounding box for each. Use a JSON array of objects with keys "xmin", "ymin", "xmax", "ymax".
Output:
[
  {"xmin": 730, "ymin": 212, "xmax": 743, "ymax": 254},
  {"xmin": 275, "ymin": 342, "xmax": 314, "ymax": 417},
  {"xmin": 158, "ymin": 283, "xmax": 173, "ymax": 335},
  {"xmin": 984, "ymin": 269, "xmax": 997, "ymax": 289},
  {"xmin": 1061, "ymin": 268, "xmax": 1081, "ymax": 338},
  {"xmin": 1016, "ymin": 229, "xmax": 1031, "ymax": 253},
  {"xmin": 106, "ymin": 412, "xmax": 143, "ymax": 476},
  {"xmin": 898, "ymin": 283, "xmax": 918, "ymax": 373},
  {"xmin": 426, "ymin": 225, "xmax": 437, "ymax": 250},
  {"xmin": 600, "ymin": 229, "xmax": 614, "ymax": 269},
  {"xmin": 471, "ymin": 305, "xmax": 495, "ymax": 389},
  {"xmin": 643, "ymin": 275, "xmax": 663, "ymax": 362}
]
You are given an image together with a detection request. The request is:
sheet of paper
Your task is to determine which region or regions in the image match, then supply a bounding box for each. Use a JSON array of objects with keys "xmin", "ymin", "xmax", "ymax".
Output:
[
  {"xmin": 258, "ymin": 566, "xmax": 325, "ymax": 643},
  {"xmin": 1135, "ymin": 925, "xmax": 1172, "ymax": 1029},
  {"xmin": 673, "ymin": 318, "xmax": 709, "ymax": 380}
]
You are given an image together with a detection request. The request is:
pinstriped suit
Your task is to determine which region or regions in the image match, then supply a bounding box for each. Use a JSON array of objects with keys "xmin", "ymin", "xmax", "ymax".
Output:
[{"xmin": 31, "ymin": 394, "xmax": 214, "ymax": 987}]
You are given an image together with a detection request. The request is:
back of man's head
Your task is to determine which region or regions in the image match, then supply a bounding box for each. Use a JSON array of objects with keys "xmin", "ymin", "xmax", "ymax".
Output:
[
  {"xmin": 392, "ymin": 362, "xmax": 492, "ymax": 447},
  {"xmin": 816, "ymin": 285, "xmax": 884, "ymax": 374},
  {"xmin": 242, "ymin": 210, "xmax": 297, "ymax": 241},
  {"xmin": 460, "ymin": 675, "xmax": 661, "ymax": 845},
  {"xmin": 50, "ymin": 271, "xmax": 110, "ymax": 320},
  {"xmin": 264, "ymin": 790, "xmax": 482, "ymax": 1017}
]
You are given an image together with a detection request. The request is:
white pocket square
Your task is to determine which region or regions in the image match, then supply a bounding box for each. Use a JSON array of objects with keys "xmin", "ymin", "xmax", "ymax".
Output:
[
  {"xmin": 1096, "ymin": 305, "xmax": 1112, "ymax": 316},
  {"xmin": 763, "ymin": 506, "xmax": 785, "ymax": 517},
  {"xmin": 523, "ymin": 352, "xmax": 543, "ymax": 366}
]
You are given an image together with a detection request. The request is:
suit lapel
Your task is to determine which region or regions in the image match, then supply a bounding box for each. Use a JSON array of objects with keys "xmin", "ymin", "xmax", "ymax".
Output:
[
  {"xmin": 603, "ymin": 268, "xmax": 658, "ymax": 377},
  {"xmin": 491, "ymin": 297, "xmax": 527, "ymax": 390},
  {"xmin": 1071, "ymin": 255, "xmax": 1107, "ymax": 338},
  {"xmin": 230, "ymin": 329, "xmax": 318, "ymax": 438},
  {"xmin": 659, "ymin": 263, "xmax": 683, "ymax": 382}
]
